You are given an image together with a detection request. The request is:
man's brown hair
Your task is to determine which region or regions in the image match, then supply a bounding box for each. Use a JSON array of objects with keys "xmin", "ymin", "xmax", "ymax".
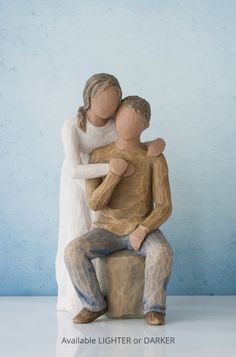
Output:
[{"xmin": 119, "ymin": 95, "xmax": 151, "ymax": 123}]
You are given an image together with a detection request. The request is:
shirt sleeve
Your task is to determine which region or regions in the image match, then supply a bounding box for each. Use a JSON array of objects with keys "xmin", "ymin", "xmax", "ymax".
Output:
[
  {"xmin": 140, "ymin": 154, "xmax": 172, "ymax": 233},
  {"xmin": 62, "ymin": 119, "xmax": 110, "ymax": 179},
  {"xmin": 85, "ymin": 150, "xmax": 122, "ymax": 211}
]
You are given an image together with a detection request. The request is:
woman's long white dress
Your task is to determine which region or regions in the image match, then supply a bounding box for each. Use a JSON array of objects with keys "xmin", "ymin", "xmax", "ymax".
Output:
[{"xmin": 55, "ymin": 117, "xmax": 117, "ymax": 313}]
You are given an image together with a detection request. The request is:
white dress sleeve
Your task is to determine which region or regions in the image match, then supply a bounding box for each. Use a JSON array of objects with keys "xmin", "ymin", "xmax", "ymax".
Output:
[{"xmin": 62, "ymin": 119, "xmax": 110, "ymax": 179}]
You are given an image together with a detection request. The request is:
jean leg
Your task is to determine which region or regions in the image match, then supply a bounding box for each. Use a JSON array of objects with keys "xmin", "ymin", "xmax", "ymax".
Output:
[
  {"xmin": 136, "ymin": 229, "xmax": 173, "ymax": 315},
  {"xmin": 64, "ymin": 228, "xmax": 127, "ymax": 311}
]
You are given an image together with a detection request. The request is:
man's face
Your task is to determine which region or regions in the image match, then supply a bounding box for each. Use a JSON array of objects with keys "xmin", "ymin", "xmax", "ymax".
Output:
[{"xmin": 115, "ymin": 105, "xmax": 149, "ymax": 140}]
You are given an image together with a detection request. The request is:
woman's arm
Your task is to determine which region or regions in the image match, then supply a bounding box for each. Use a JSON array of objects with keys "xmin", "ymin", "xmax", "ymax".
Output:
[{"xmin": 62, "ymin": 119, "xmax": 109, "ymax": 179}]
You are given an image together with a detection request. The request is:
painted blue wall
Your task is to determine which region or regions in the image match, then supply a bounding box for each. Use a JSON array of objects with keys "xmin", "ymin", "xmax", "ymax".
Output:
[{"xmin": 0, "ymin": 0, "xmax": 236, "ymax": 295}]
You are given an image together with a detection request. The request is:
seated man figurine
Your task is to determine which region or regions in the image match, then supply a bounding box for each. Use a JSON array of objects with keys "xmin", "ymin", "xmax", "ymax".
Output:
[{"xmin": 64, "ymin": 95, "xmax": 173, "ymax": 326}]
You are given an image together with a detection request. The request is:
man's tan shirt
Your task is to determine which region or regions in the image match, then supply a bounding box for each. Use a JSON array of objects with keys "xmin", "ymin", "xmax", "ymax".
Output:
[{"xmin": 86, "ymin": 142, "xmax": 172, "ymax": 236}]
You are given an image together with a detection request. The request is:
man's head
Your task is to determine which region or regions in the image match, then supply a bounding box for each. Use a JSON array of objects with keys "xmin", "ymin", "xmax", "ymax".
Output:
[{"xmin": 115, "ymin": 96, "xmax": 151, "ymax": 140}]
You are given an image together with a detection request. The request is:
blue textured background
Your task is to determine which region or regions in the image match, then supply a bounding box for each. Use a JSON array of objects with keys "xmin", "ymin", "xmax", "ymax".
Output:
[{"xmin": 0, "ymin": 0, "xmax": 236, "ymax": 295}]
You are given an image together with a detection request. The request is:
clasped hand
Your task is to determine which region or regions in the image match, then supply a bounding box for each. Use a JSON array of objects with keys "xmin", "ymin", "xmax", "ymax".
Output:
[{"xmin": 109, "ymin": 158, "xmax": 135, "ymax": 177}]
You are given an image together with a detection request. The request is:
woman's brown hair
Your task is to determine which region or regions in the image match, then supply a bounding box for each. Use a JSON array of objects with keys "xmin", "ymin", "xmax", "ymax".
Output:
[{"xmin": 76, "ymin": 73, "xmax": 122, "ymax": 132}]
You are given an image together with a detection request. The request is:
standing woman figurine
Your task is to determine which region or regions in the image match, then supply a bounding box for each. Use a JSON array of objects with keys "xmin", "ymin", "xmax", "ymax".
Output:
[{"xmin": 55, "ymin": 73, "xmax": 166, "ymax": 313}]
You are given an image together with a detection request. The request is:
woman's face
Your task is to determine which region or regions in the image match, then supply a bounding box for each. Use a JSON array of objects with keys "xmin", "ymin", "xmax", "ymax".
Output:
[{"xmin": 90, "ymin": 86, "xmax": 120, "ymax": 119}]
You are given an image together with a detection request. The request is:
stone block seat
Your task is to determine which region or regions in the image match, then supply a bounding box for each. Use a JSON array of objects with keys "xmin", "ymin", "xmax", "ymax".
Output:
[{"xmin": 95, "ymin": 250, "xmax": 145, "ymax": 319}]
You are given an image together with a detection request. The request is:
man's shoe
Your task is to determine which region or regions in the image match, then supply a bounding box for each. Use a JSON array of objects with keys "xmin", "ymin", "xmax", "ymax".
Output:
[
  {"xmin": 73, "ymin": 306, "xmax": 108, "ymax": 324},
  {"xmin": 145, "ymin": 311, "xmax": 165, "ymax": 326}
]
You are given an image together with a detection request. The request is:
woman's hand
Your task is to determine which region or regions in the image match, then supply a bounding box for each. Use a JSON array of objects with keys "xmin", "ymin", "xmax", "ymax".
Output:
[
  {"xmin": 109, "ymin": 158, "xmax": 136, "ymax": 177},
  {"xmin": 147, "ymin": 138, "xmax": 166, "ymax": 157},
  {"xmin": 122, "ymin": 163, "xmax": 136, "ymax": 177}
]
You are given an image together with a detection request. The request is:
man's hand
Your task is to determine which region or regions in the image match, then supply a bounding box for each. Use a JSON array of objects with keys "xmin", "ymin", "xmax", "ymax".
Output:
[
  {"xmin": 129, "ymin": 226, "xmax": 148, "ymax": 251},
  {"xmin": 147, "ymin": 138, "xmax": 166, "ymax": 157},
  {"xmin": 109, "ymin": 158, "xmax": 128, "ymax": 176},
  {"xmin": 109, "ymin": 158, "xmax": 136, "ymax": 177}
]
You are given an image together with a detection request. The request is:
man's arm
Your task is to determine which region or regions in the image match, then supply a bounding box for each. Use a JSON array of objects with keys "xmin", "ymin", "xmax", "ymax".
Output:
[
  {"xmin": 140, "ymin": 154, "xmax": 172, "ymax": 232},
  {"xmin": 129, "ymin": 154, "xmax": 172, "ymax": 251},
  {"xmin": 86, "ymin": 171, "xmax": 122, "ymax": 211},
  {"xmin": 85, "ymin": 151, "xmax": 128, "ymax": 211}
]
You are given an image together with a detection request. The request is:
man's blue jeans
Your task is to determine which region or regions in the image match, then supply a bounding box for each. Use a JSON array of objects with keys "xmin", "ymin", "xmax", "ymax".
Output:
[{"xmin": 64, "ymin": 227, "xmax": 173, "ymax": 315}]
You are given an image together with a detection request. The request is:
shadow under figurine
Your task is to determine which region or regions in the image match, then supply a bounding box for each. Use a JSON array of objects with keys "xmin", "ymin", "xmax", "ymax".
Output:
[{"xmin": 64, "ymin": 95, "xmax": 173, "ymax": 326}]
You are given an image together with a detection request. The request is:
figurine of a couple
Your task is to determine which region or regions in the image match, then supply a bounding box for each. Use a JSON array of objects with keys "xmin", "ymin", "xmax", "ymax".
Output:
[{"xmin": 55, "ymin": 73, "xmax": 173, "ymax": 325}]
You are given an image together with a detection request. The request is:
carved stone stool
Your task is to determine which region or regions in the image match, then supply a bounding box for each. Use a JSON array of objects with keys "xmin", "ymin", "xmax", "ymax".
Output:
[{"xmin": 95, "ymin": 250, "xmax": 145, "ymax": 319}]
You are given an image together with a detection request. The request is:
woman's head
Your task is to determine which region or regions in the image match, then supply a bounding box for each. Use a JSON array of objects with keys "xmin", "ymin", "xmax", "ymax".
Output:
[{"xmin": 77, "ymin": 73, "xmax": 122, "ymax": 132}]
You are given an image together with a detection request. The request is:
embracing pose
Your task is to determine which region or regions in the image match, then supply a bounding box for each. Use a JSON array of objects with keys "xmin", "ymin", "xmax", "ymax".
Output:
[
  {"xmin": 55, "ymin": 73, "xmax": 165, "ymax": 312},
  {"xmin": 64, "ymin": 95, "xmax": 173, "ymax": 325}
]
